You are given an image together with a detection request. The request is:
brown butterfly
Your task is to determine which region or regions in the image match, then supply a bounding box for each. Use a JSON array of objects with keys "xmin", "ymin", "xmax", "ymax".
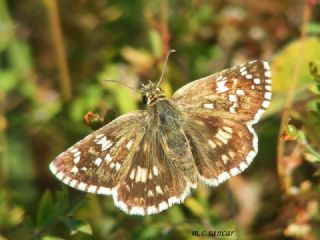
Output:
[{"xmin": 50, "ymin": 53, "xmax": 272, "ymax": 215}]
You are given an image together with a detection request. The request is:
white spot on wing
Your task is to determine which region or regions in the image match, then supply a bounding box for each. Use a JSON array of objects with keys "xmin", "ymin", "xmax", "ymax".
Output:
[
  {"xmin": 156, "ymin": 185, "xmax": 164, "ymax": 194},
  {"xmin": 216, "ymin": 129, "xmax": 232, "ymax": 144},
  {"xmin": 223, "ymin": 126, "xmax": 233, "ymax": 134},
  {"xmin": 246, "ymin": 74, "xmax": 253, "ymax": 79},
  {"xmin": 265, "ymin": 70, "xmax": 271, "ymax": 77},
  {"xmin": 105, "ymin": 154, "xmax": 113, "ymax": 162},
  {"xmin": 246, "ymin": 150, "xmax": 256, "ymax": 164},
  {"xmin": 230, "ymin": 167, "xmax": 240, "ymax": 176},
  {"xmin": 216, "ymin": 80, "xmax": 229, "ymax": 93},
  {"xmin": 71, "ymin": 148, "xmax": 78, "ymax": 153},
  {"xmin": 115, "ymin": 163, "xmax": 121, "ymax": 171},
  {"xmin": 153, "ymin": 166, "xmax": 159, "ymax": 176},
  {"xmin": 203, "ymin": 103, "xmax": 214, "ymax": 109},
  {"xmin": 147, "ymin": 206, "xmax": 157, "ymax": 215},
  {"xmin": 56, "ymin": 171, "xmax": 64, "ymax": 180},
  {"xmin": 240, "ymin": 70, "xmax": 248, "ymax": 76},
  {"xmin": 70, "ymin": 179, "xmax": 78, "ymax": 187},
  {"xmin": 97, "ymin": 136, "xmax": 113, "ymax": 151},
  {"xmin": 265, "ymin": 92, "xmax": 272, "ymax": 100},
  {"xmin": 148, "ymin": 190, "xmax": 154, "ymax": 197},
  {"xmin": 208, "ymin": 140, "xmax": 217, "ymax": 149},
  {"xmin": 254, "ymin": 78, "xmax": 261, "ymax": 84},
  {"xmin": 130, "ymin": 206, "xmax": 144, "ymax": 215},
  {"xmin": 168, "ymin": 196, "xmax": 180, "ymax": 206},
  {"xmin": 74, "ymin": 151, "xmax": 81, "ymax": 157},
  {"xmin": 236, "ymin": 89, "xmax": 245, "ymax": 95},
  {"xmin": 81, "ymin": 167, "xmax": 87, "ymax": 171},
  {"xmin": 130, "ymin": 168, "xmax": 136, "ymax": 180},
  {"xmin": 50, "ymin": 163, "xmax": 57, "ymax": 174},
  {"xmin": 88, "ymin": 185, "xmax": 97, "ymax": 193},
  {"xmin": 265, "ymin": 85, "xmax": 272, "ymax": 91},
  {"xmin": 263, "ymin": 61, "xmax": 270, "ymax": 70},
  {"xmin": 229, "ymin": 94, "xmax": 237, "ymax": 102},
  {"xmin": 222, "ymin": 154, "xmax": 229, "ymax": 164},
  {"xmin": 159, "ymin": 201, "xmax": 168, "ymax": 211},
  {"xmin": 62, "ymin": 176, "xmax": 71, "ymax": 184},
  {"xmin": 73, "ymin": 156, "xmax": 80, "ymax": 164},
  {"xmin": 95, "ymin": 158, "xmax": 102, "ymax": 166},
  {"xmin": 78, "ymin": 182, "xmax": 87, "ymax": 191},
  {"xmin": 262, "ymin": 100, "xmax": 270, "ymax": 108},
  {"xmin": 126, "ymin": 140, "xmax": 134, "ymax": 150},
  {"xmin": 135, "ymin": 166, "xmax": 148, "ymax": 182},
  {"xmin": 98, "ymin": 187, "xmax": 112, "ymax": 195},
  {"xmin": 229, "ymin": 102, "xmax": 238, "ymax": 113},
  {"xmin": 239, "ymin": 162, "xmax": 248, "ymax": 171},
  {"xmin": 217, "ymin": 172, "xmax": 230, "ymax": 183},
  {"xmin": 110, "ymin": 162, "xmax": 115, "ymax": 169},
  {"xmin": 240, "ymin": 66, "xmax": 246, "ymax": 72},
  {"xmin": 71, "ymin": 166, "xmax": 78, "ymax": 174}
]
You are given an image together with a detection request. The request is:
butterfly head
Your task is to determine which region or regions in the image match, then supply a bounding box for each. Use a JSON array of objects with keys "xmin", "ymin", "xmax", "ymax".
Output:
[{"xmin": 140, "ymin": 80, "xmax": 165, "ymax": 106}]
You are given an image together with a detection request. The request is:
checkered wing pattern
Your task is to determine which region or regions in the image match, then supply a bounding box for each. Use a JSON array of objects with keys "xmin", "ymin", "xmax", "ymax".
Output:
[
  {"xmin": 49, "ymin": 60, "xmax": 272, "ymax": 216},
  {"xmin": 173, "ymin": 60, "xmax": 272, "ymax": 185},
  {"xmin": 114, "ymin": 124, "xmax": 197, "ymax": 215},
  {"xmin": 50, "ymin": 111, "xmax": 148, "ymax": 196},
  {"xmin": 172, "ymin": 60, "xmax": 272, "ymax": 123},
  {"xmin": 50, "ymin": 109, "xmax": 197, "ymax": 215}
]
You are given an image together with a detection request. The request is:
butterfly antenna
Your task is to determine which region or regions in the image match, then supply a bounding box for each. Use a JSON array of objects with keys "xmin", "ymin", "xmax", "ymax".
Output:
[
  {"xmin": 103, "ymin": 79, "xmax": 138, "ymax": 92},
  {"xmin": 156, "ymin": 49, "xmax": 176, "ymax": 88}
]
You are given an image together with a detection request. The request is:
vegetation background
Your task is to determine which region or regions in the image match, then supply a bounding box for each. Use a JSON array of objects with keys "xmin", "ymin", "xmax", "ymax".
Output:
[{"xmin": 1, "ymin": 0, "xmax": 320, "ymax": 239}]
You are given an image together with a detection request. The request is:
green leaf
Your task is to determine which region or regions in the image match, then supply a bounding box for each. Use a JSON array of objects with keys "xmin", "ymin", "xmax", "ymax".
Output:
[
  {"xmin": 36, "ymin": 191, "xmax": 55, "ymax": 227},
  {"xmin": 184, "ymin": 197, "xmax": 207, "ymax": 218},
  {"xmin": 97, "ymin": 64, "xmax": 138, "ymax": 113},
  {"xmin": 23, "ymin": 215, "xmax": 34, "ymax": 230},
  {"xmin": 148, "ymin": 29, "xmax": 163, "ymax": 58},
  {"xmin": 41, "ymin": 235, "xmax": 64, "ymax": 240},
  {"xmin": 139, "ymin": 224, "xmax": 161, "ymax": 240},
  {"xmin": 55, "ymin": 188, "xmax": 69, "ymax": 214},
  {"xmin": 266, "ymin": 38, "xmax": 320, "ymax": 117},
  {"xmin": 307, "ymin": 22, "xmax": 320, "ymax": 35},
  {"xmin": 272, "ymin": 37, "xmax": 320, "ymax": 94},
  {"xmin": 62, "ymin": 218, "xmax": 93, "ymax": 235},
  {"xmin": 0, "ymin": 70, "xmax": 19, "ymax": 92}
]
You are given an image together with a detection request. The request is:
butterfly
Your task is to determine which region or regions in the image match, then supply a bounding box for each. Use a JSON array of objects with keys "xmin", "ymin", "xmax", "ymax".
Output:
[{"xmin": 49, "ymin": 58, "xmax": 272, "ymax": 215}]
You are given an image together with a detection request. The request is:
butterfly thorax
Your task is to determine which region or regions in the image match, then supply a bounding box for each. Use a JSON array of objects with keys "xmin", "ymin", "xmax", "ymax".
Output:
[
  {"xmin": 140, "ymin": 81, "xmax": 166, "ymax": 106},
  {"xmin": 140, "ymin": 81, "xmax": 183, "ymax": 132}
]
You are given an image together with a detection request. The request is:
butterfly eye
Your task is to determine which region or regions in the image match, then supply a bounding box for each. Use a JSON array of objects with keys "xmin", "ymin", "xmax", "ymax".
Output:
[{"xmin": 142, "ymin": 95, "xmax": 148, "ymax": 104}]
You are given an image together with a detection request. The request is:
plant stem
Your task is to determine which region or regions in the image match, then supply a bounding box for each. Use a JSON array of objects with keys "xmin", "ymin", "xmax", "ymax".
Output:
[
  {"xmin": 277, "ymin": 0, "xmax": 311, "ymax": 193},
  {"xmin": 44, "ymin": 0, "xmax": 73, "ymax": 102}
]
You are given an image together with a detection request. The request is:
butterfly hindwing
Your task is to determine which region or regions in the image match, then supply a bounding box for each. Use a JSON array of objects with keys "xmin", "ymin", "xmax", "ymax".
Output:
[{"xmin": 180, "ymin": 112, "xmax": 257, "ymax": 186}]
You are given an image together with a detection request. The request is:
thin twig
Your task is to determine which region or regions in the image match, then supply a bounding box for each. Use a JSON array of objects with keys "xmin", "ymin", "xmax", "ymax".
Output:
[
  {"xmin": 44, "ymin": 0, "xmax": 72, "ymax": 102},
  {"xmin": 277, "ymin": 0, "xmax": 311, "ymax": 192}
]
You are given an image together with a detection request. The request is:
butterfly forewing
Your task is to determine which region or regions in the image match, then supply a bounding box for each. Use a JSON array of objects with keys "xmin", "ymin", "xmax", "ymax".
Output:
[
  {"xmin": 50, "ymin": 111, "xmax": 147, "ymax": 194},
  {"xmin": 172, "ymin": 60, "xmax": 272, "ymax": 123}
]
